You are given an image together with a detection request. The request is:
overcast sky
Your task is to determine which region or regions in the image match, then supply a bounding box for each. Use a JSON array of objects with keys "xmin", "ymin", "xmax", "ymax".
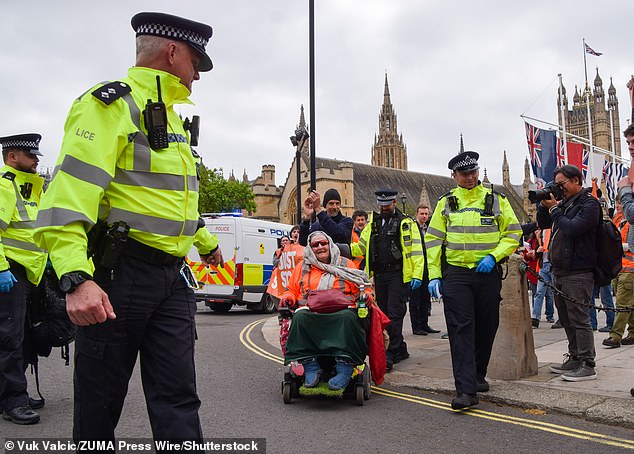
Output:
[{"xmin": 2, "ymin": 0, "xmax": 632, "ymax": 187}]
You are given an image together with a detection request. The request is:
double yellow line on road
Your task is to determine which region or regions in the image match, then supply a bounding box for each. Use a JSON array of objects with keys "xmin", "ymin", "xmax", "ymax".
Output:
[{"xmin": 240, "ymin": 318, "xmax": 634, "ymax": 449}]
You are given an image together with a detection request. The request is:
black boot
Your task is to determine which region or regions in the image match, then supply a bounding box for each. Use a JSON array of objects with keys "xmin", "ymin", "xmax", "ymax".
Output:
[{"xmin": 3, "ymin": 406, "xmax": 40, "ymax": 425}]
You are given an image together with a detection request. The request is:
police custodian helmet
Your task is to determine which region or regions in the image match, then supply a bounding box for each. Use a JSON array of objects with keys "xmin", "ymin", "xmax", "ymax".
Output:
[{"xmin": 131, "ymin": 12, "xmax": 214, "ymax": 72}]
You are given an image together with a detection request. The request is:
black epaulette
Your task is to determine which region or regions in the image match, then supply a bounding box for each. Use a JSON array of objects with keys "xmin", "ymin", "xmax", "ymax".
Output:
[
  {"xmin": 438, "ymin": 190, "xmax": 453, "ymax": 200},
  {"xmin": 91, "ymin": 81, "xmax": 132, "ymax": 106},
  {"xmin": 2, "ymin": 171, "xmax": 15, "ymax": 181}
]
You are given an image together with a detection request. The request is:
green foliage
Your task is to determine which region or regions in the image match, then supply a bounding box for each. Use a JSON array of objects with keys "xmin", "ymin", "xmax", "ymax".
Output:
[{"xmin": 198, "ymin": 165, "xmax": 256, "ymax": 214}]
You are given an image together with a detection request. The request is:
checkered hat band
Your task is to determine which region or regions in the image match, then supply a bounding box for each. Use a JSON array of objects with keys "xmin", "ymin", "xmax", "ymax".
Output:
[
  {"xmin": 453, "ymin": 157, "xmax": 477, "ymax": 169},
  {"xmin": 2, "ymin": 139, "xmax": 39, "ymax": 149},
  {"xmin": 137, "ymin": 23, "xmax": 208, "ymax": 47}
]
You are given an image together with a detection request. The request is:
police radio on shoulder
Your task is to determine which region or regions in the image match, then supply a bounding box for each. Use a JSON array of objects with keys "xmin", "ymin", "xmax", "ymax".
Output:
[{"xmin": 59, "ymin": 271, "xmax": 93, "ymax": 294}]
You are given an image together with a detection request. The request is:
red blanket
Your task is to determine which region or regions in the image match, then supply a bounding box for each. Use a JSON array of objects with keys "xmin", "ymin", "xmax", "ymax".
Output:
[{"xmin": 367, "ymin": 306, "xmax": 391, "ymax": 385}]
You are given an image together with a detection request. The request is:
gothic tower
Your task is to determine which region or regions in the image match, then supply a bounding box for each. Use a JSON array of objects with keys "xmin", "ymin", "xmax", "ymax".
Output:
[
  {"xmin": 557, "ymin": 69, "xmax": 622, "ymax": 160},
  {"xmin": 371, "ymin": 73, "xmax": 408, "ymax": 170}
]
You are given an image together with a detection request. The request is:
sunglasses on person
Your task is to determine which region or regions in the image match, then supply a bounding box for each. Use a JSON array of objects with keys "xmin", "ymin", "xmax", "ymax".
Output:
[{"xmin": 310, "ymin": 240, "xmax": 329, "ymax": 248}]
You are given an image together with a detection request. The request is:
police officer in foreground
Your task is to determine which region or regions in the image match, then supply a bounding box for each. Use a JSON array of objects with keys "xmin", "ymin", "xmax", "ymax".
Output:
[
  {"xmin": 426, "ymin": 151, "xmax": 521, "ymax": 410},
  {"xmin": 0, "ymin": 134, "xmax": 47, "ymax": 425},
  {"xmin": 351, "ymin": 189, "xmax": 424, "ymax": 370},
  {"xmin": 35, "ymin": 13, "xmax": 222, "ymax": 442}
]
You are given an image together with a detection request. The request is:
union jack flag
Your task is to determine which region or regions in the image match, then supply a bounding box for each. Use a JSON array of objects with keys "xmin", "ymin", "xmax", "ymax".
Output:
[
  {"xmin": 603, "ymin": 160, "xmax": 629, "ymax": 206},
  {"xmin": 525, "ymin": 122, "xmax": 557, "ymax": 189},
  {"xmin": 526, "ymin": 123, "xmax": 541, "ymax": 168},
  {"xmin": 556, "ymin": 138, "xmax": 588, "ymax": 179},
  {"xmin": 584, "ymin": 43, "xmax": 602, "ymax": 57}
]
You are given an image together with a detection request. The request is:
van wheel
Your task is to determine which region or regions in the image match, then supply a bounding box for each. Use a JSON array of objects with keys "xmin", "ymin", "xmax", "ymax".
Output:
[
  {"xmin": 210, "ymin": 303, "xmax": 232, "ymax": 313},
  {"xmin": 258, "ymin": 295, "xmax": 278, "ymax": 314}
]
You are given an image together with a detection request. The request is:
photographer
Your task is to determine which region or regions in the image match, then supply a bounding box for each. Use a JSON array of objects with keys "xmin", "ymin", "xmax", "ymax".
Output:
[{"xmin": 536, "ymin": 165, "xmax": 600, "ymax": 382}]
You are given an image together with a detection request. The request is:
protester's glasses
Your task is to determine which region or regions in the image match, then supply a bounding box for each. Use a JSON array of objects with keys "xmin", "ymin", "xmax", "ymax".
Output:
[
  {"xmin": 555, "ymin": 179, "xmax": 570, "ymax": 188},
  {"xmin": 180, "ymin": 263, "xmax": 201, "ymax": 290},
  {"xmin": 310, "ymin": 240, "xmax": 329, "ymax": 248}
]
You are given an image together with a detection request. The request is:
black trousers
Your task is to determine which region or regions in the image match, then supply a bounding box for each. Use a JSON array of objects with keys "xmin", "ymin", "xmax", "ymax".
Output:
[
  {"xmin": 0, "ymin": 262, "xmax": 31, "ymax": 411},
  {"xmin": 374, "ymin": 270, "xmax": 408, "ymax": 361},
  {"xmin": 409, "ymin": 278, "xmax": 430, "ymax": 332},
  {"xmin": 73, "ymin": 255, "xmax": 202, "ymax": 443},
  {"xmin": 442, "ymin": 265, "xmax": 501, "ymax": 395}
]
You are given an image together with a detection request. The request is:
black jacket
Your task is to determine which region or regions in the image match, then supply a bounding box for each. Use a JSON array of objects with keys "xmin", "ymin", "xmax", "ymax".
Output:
[
  {"xmin": 298, "ymin": 211, "xmax": 354, "ymax": 246},
  {"xmin": 536, "ymin": 188, "xmax": 600, "ymax": 276}
]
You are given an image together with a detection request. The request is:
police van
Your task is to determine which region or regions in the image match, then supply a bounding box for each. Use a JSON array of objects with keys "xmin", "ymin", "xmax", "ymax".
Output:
[{"xmin": 187, "ymin": 213, "xmax": 293, "ymax": 313}]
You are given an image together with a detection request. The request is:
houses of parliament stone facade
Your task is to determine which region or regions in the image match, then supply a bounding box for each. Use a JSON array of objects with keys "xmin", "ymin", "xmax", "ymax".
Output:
[
  {"xmin": 557, "ymin": 68, "xmax": 622, "ymax": 159},
  {"xmin": 248, "ymin": 74, "xmax": 542, "ymax": 224}
]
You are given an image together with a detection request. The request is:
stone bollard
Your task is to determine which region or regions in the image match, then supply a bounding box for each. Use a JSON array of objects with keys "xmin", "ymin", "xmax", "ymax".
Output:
[{"xmin": 488, "ymin": 253, "xmax": 538, "ymax": 379}]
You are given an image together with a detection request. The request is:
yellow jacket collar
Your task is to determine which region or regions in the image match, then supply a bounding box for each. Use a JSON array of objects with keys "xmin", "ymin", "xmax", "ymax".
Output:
[
  {"xmin": 454, "ymin": 182, "xmax": 487, "ymax": 202},
  {"xmin": 127, "ymin": 66, "xmax": 194, "ymax": 107}
]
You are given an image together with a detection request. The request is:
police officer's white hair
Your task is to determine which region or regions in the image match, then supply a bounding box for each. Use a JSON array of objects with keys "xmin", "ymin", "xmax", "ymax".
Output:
[{"xmin": 135, "ymin": 35, "xmax": 170, "ymax": 63}]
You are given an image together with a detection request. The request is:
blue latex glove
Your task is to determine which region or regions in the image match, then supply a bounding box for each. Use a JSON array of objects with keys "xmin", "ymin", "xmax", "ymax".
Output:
[
  {"xmin": 0, "ymin": 270, "xmax": 17, "ymax": 293},
  {"xmin": 409, "ymin": 278, "xmax": 422, "ymax": 291},
  {"xmin": 475, "ymin": 255, "xmax": 496, "ymax": 273},
  {"xmin": 428, "ymin": 279, "xmax": 442, "ymax": 299}
]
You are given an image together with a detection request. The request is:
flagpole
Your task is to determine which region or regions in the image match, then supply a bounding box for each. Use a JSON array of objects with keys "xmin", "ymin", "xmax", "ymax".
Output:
[
  {"xmin": 582, "ymin": 38, "xmax": 595, "ymax": 180},
  {"xmin": 558, "ymin": 73, "xmax": 568, "ymax": 165},
  {"xmin": 608, "ymin": 107, "xmax": 616, "ymax": 192}
]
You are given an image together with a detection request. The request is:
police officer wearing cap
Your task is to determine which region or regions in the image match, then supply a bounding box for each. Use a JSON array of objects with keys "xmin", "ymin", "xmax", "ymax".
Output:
[
  {"xmin": 0, "ymin": 134, "xmax": 47, "ymax": 425},
  {"xmin": 425, "ymin": 151, "xmax": 521, "ymax": 410},
  {"xmin": 351, "ymin": 189, "xmax": 424, "ymax": 370},
  {"xmin": 35, "ymin": 13, "xmax": 222, "ymax": 442}
]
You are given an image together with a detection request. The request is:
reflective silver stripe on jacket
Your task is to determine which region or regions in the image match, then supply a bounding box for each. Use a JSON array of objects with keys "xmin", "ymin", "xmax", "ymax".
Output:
[
  {"xmin": 58, "ymin": 154, "xmax": 112, "ymax": 190},
  {"xmin": 0, "ymin": 219, "xmax": 8, "ymax": 232},
  {"xmin": 445, "ymin": 242, "xmax": 499, "ymax": 251},
  {"xmin": 113, "ymin": 168, "xmax": 198, "ymax": 192},
  {"xmin": 446, "ymin": 225, "xmax": 499, "ymax": 234},
  {"xmin": 106, "ymin": 207, "xmax": 198, "ymax": 237},
  {"xmin": 9, "ymin": 220, "xmax": 36, "ymax": 229},
  {"xmin": 122, "ymin": 93, "xmax": 152, "ymax": 172},
  {"xmin": 2, "ymin": 237, "xmax": 46, "ymax": 253},
  {"xmin": 426, "ymin": 226, "xmax": 446, "ymax": 239},
  {"xmin": 425, "ymin": 239, "xmax": 444, "ymax": 248},
  {"xmin": 10, "ymin": 180, "xmax": 29, "ymax": 220},
  {"xmin": 36, "ymin": 207, "xmax": 93, "ymax": 228}
]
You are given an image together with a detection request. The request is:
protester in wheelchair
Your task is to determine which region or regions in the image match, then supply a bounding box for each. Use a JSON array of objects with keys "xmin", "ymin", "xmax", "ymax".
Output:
[{"xmin": 279, "ymin": 231, "xmax": 375, "ymax": 391}]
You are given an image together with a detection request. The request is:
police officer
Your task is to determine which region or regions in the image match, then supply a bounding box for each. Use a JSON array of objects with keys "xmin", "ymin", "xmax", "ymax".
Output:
[
  {"xmin": 426, "ymin": 151, "xmax": 521, "ymax": 410},
  {"xmin": 0, "ymin": 134, "xmax": 47, "ymax": 425},
  {"xmin": 35, "ymin": 13, "xmax": 222, "ymax": 442},
  {"xmin": 351, "ymin": 189, "xmax": 424, "ymax": 370}
]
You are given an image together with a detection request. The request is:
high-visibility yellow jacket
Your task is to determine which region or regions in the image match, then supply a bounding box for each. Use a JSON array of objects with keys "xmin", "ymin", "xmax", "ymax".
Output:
[
  {"xmin": 350, "ymin": 211, "xmax": 425, "ymax": 283},
  {"xmin": 0, "ymin": 165, "xmax": 47, "ymax": 285},
  {"xmin": 35, "ymin": 66, "xmax": 217, "ymax": 276},
  {"xmin": 425, "ymin": 183, "xmax": 522, "ymax": 280}
]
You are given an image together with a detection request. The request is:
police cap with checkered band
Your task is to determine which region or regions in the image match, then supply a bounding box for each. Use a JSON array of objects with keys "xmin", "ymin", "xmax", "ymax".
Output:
[
  {"xmin": 131, "ymin": 12, "xmax": 213, "ymax": 72},
  {"xmin": 448, "ymin": 151, "xmax": 479, "ymax": 172},
  {"xmin": 0, "ymin": 133, "xmax": 43, "ymax": 156}
]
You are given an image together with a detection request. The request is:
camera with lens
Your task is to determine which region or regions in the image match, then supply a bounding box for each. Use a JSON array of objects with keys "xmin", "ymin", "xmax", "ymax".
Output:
[{"xmin": 528, "ymin": 181, "xmax": 564, "ymax": 203}]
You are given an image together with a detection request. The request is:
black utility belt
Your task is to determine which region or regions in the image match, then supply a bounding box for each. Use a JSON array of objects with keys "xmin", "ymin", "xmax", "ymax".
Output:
[
  {"xmin": 121, "ymin": 238, "xmax": 184, "ymax": 266},
  {"xmin": 374, "ymin": 262, "xmax": 402, "ymax": 274}
]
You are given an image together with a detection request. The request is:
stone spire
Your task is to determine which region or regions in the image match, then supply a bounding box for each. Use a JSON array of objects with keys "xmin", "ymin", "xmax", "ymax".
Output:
[
  {"xmin": 459, "ymin": 133, "xmax": 465, "ymax": 154},
  {"xmin": 502, "ymin": 150, "xmax": 510, "ymax": 187},
  {"xmin": 483, "ymin": 168, "xmax": 490, "ymax": 184},
  {"xmin": 371, "ymin": 73, "xmax": 408, "ymax": 170}
]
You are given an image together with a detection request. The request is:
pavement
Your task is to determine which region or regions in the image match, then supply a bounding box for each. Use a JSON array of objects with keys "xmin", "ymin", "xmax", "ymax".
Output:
[{"xmin": 261, "ymin": 304, "xmax": 634, "ymax": 429}]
